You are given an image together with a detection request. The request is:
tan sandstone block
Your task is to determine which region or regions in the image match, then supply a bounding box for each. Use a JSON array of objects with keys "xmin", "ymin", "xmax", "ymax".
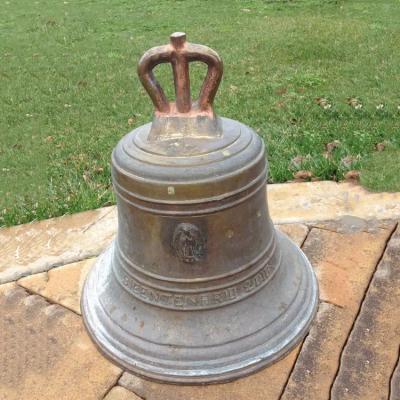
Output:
[
  {"xmin": 104, "ymin": 386, "xmax": 142, "ymax": 400},
  {"xmin": 276, "ymin": 223, "xmax": 309, "ymax": 247},
  {"xmin": 302, "ymin": 224, "xmax": 394, "ymax": 307},
  {"xmin": 0, "ymin": 281, "xmax": 17, "ymax": 294},
  {"xmin": 281, "ymin": 302, "xmax": 348, "ymax": 400},
  {"xmin": 0, "ymin": 285, "xmax": 121, "ymax": 400},
  {"xmin": 312, "ymin": 215, "xmax": 395, "ymax": 234},
  {"xmin": 0, "ymin": 206, "xmax": 117, "ymax": 284},
  {"xmin": 280, "ymin": 223, "xmax": 394, "ymax": 400},
  {"xmin": 390, "ymin": 356, "xmax": 400, "ymax": 400},
  {"xmin": 331, "ymin": 226, "xmax": 400, "ymax": 400},
  {"xmin": 18, "ymin": 258, "xmax": 95, "ymax": 314},
  {"xmin": 268, "ymin": 181, "xmax": 400, "ymax": 224},
  {"xmin": 119, "ymin": 346, "xmax": 300, "ymax": 400}
]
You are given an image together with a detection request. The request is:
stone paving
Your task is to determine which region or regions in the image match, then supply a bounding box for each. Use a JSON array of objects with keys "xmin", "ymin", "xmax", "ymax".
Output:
[{"xmin": 1, "ymin": 182, "xmax": 399, "ymax": 400}]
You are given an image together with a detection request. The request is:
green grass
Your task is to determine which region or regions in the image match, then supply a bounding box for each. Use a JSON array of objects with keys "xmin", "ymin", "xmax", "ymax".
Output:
[
  {"xmin": 1, "ymin": 0, "xmax": 400, "ymax": 227},
  {"xmin": 361, "ymin": 149, "xmax": 400, "ymax": 192}
]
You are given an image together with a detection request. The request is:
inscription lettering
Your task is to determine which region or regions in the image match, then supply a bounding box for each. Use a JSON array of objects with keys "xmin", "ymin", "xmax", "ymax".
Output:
[{"xmin": 121, "ymin": 263, "xmax": 274, "ymax": 310}]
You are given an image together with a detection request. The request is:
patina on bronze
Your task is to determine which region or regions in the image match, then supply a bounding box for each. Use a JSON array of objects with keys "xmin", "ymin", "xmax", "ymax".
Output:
[{"xmin": 81, "ymin": 32, "xmax": 318, "ymax": 384}]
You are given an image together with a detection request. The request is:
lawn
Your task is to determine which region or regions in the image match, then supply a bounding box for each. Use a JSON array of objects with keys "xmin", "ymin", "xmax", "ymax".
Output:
[{"xmin": 1, "ymin": 0, "xmax": 400, "ymax": 227}]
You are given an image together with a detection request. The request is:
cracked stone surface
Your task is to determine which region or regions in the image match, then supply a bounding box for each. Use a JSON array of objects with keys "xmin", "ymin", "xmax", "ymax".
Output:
[
  {"xmin": 281, "ymin": 222, "xmax": 396, "ymax": 400},
  {"xmin": 268, "ymin": 181, "xmax": 400, "ymax": 224},
  {"xmin": 1, "ymin": 181, "xmax": 400, "ymax": 399},
  {"xmin": 103, "ymin": 386, "xmax": 142, "ymax": 400},
  {"xmin": 0, "ymin": 284, "xmax": 121, "ymax": 400},
  {"xmin": 18, "ymin": 258, "xmax": 95, "ymax": 314},
  {"xmin": 331, "ymin": 225, "xmax": 400, "ymax": 400},
  {"xmin": 281, "ymin": 302, "xmax": 345, "ymax": 400},
  {"xmin": 276, "ymin": 223, "xmax": 308, "ymax": 247},
  {"xmin": 391, "ymin": 355, "xmax": 400, "ymax": 400},
  {"xmin": 0, "ymin": 207, "xmax": 116, "ymax": 284},
  {"xmin": 2, "ymin": 181, "xmax": 400, "ymax": 285},
  {"xmin": 302, "ymin": 222, "xmax": 395, "ymax": 308}
]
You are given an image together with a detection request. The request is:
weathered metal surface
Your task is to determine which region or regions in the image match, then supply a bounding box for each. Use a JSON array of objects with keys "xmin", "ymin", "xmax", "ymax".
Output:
[{"xmin": 81, "ymin": 32, "xmax": 318, "ymax": 384}]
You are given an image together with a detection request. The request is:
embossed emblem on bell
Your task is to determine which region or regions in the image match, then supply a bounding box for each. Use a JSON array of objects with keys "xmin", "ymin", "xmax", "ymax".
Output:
[{"xmin": 81, "ymin": 32, "xmax": 319, "ymax": 384}]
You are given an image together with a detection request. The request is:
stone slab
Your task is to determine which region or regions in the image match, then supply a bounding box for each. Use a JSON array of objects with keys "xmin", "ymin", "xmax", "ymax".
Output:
[
  {"xmin": 280, "ymin": 223, "xmax": 395, "ymax": 400},
  {"xmin": 331, "ymin": 225, "xmax": 400, "ymax": 399},
  {"xmin": 0, "ymin": 284, "xmax": 121, "ymax": 400},
  {"xmin": 390, "ymin": 355, "xmax": 400, "ymax": 400},
  {"xmin": 104, "ymin": 386, "xmax": 142, "ymax": 400},
  {"xmin": 281, "ymin": 302, "xmax": 345, "ymax": 400},
  {"xmin": 268, "ymin": 181, "xmax": 400, "ymax": 224},
  {"xmin": 18, "ymin": 258, "xmax": 95, "ymax": 314},
  {"xmin": 0, "ymin": 281, "xmax": 17, "ymax": 295},
  {"xmin": 302, "ymin": 224, "xmax": 394, "ymax": 308},
  {"xmin": 276, "ymin": 223, "xmax": 308, "ymax": 247},
  {"xmin": 119, "ymin": 346, "xmax": 299, "ymax": 400},
  {"xmin": 311, "ymin": 215, "xmax": 395, "ymax": 234},
  {"xmin": 0, "ymin": 206, "xmax": 116, "ymax": 284}
]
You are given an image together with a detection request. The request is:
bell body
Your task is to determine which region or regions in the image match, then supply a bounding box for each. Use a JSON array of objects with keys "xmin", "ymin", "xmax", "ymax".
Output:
[
  {"xmin": 82, "ymin": 117, "xmax": 318, "ymax": 383},
  {"xmin": 81, "ymin": 33, "xmax": 318, "ymax": 384}
]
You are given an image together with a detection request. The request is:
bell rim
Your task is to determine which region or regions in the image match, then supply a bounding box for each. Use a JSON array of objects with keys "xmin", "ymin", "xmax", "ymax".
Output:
[{"xmin": 81, "ymin": 232, "xmax": 319, "ymax": 384}]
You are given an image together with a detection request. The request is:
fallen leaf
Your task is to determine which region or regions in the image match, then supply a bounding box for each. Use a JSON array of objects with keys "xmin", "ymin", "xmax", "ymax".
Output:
[
  {"xmin": 344, "ymin": 170, "xmax": 360, "ymax": 181},
  {"xmin": 375, "ymin": 142, "xmax": 385, "ymax": 151},
  {"xmin": 347, "ymin": 97, "xmax": 362, "ymax": 109},
  {"xmin": 276, "ymin": 87, "xmax": 287, "ymax": 96},
  {"xmin": 315, "ymin": 97, "xmax": 331, "ymax": 109},
  {"xmin": 322, "ymin": 151, "xmax": 332, "ymax": 160},
  {"xmin": 294, "ymin": 170, "xmax": 313, "ymax": 180},
  {"xmin": 290, "ymin": 156, "xmax": 306, "ymax": 169},
  {"xmin": 82, "ymin": 172, "xmax": 89, "ymax": 182},
  {"xmin": 341, "ymin": 156, "xmax": 357, "ymax": 168},
  {"xmin": 325, "ymin": 140, "xmax": 341, "ymax": 153}
]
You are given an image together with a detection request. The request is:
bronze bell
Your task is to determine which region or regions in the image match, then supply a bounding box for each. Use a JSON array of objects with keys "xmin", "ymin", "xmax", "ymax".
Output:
[{"xmin": 82, "ymin": 32, "xmax": 318, "ymax": 384}]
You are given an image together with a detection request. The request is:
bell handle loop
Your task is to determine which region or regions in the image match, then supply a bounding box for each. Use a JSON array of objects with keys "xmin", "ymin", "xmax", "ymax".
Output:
[
  {"xmin": 137, "ymin": 32, "xmax": 223, "ymax": 116},
  {"xmin": 187, "ymin": 43, "xmax": 223, "ymax": 114},
  {"xmin": 137, "ymin": 45, "xmax": 172, "ymax": 114}
]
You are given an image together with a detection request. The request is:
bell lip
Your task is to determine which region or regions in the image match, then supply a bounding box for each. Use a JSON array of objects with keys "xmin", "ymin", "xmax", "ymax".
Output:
[{"xmin": 81, "ymin": 232, "xmax": 319, "ymax": 385}]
